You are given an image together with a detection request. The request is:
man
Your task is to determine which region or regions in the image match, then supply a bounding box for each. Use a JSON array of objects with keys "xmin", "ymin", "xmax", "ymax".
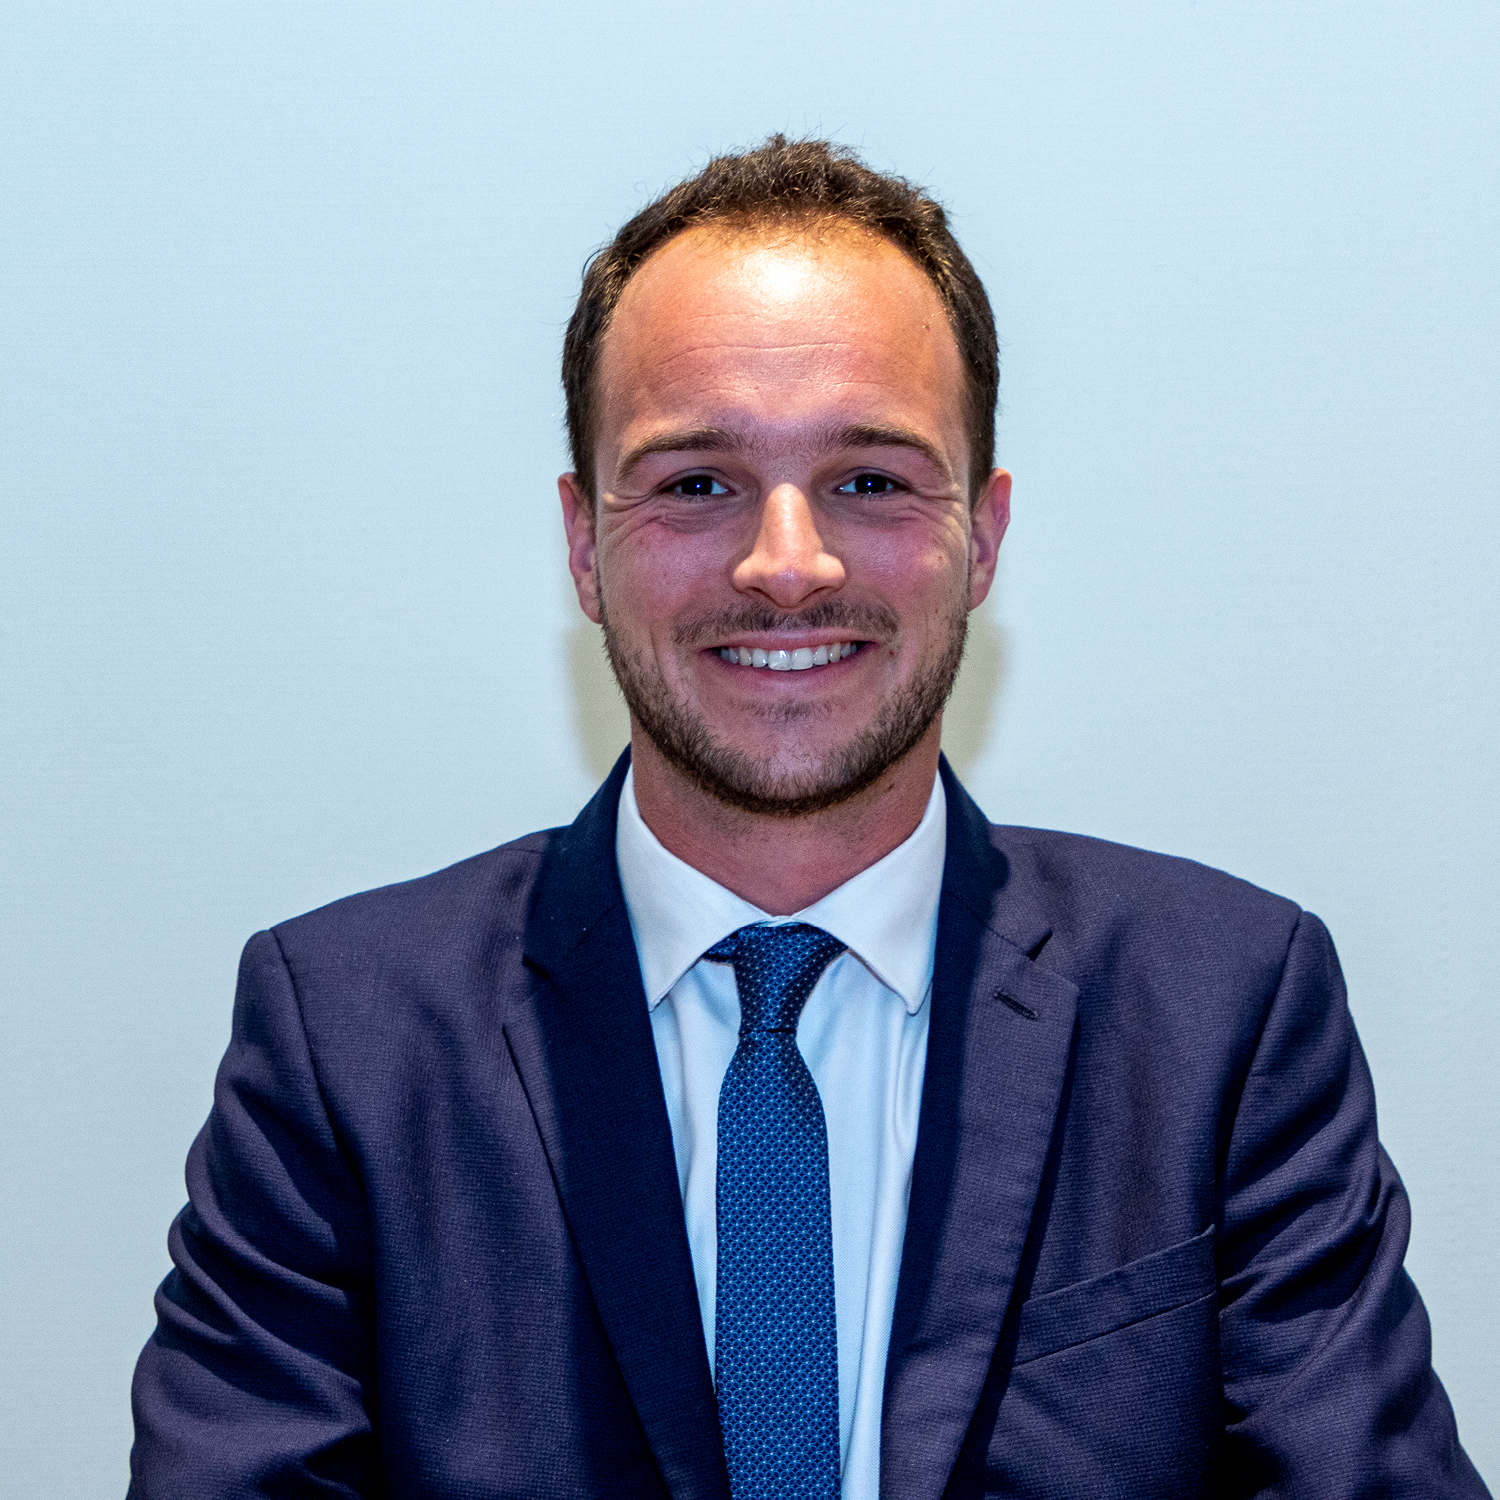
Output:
[{"xmin": 129, "ymin": 137, "xmax": 1488, "ymax": 1498}]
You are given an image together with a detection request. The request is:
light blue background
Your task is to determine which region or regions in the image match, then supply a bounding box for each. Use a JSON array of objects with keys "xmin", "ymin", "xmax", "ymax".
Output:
[{"xmin": 3, "ymin": 2, "xmax": 1496, "ymax": 1493}]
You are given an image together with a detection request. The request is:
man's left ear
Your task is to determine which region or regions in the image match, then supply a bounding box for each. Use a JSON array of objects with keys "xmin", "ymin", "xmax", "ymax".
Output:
[{"xmin": 967, "ymin": 468, "xmax": 1012, "ymax": 609}]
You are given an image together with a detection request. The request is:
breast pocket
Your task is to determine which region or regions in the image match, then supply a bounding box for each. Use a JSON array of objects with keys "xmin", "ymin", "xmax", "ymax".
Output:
[
  {"xmin": 983, "ymin": 1228, "xmax": 1221, "ymax": 1499},
  {"xmin": 1013, "ymin": 1225, "xmax": 1217, "ymax": 1365}
]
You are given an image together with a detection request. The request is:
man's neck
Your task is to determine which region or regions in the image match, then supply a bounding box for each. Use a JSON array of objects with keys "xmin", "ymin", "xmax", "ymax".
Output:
[{"xmin": 627, "ymin": 727, "xmax": 943, "ymax": 915}]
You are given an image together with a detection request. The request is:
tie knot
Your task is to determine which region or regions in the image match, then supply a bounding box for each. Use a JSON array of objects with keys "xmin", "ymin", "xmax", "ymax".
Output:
[{"xmin": 705, "ymin": 923, "xmax": 847, "ymax": 1034}]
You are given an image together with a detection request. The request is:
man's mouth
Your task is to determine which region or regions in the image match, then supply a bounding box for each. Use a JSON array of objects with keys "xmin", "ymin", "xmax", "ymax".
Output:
[{"xmin": 715, "ymin": 642, "xmax": 862, "ymax": 672}]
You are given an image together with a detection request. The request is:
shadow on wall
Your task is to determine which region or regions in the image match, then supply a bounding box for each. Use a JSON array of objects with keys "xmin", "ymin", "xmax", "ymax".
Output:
[
  {"xmin": 943, "ymin": 606, "xmax": 1006, "ymax": 779},
  {"xmin": 569, "ymin": 623, "xmax": 631, "ymax": 781},
  {"xmin": 566, "ymin": 607, "xmax": 1007, "ymax": 785}
]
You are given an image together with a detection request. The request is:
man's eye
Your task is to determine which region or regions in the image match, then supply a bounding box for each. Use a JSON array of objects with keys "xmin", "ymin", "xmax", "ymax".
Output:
[
  {"xmin": 668, "ymin": 474, "xmax": 729, "ymax": 497},
  {"xmin": 837, "ymin": 473, "xmax": 902, "ymax": 495}
]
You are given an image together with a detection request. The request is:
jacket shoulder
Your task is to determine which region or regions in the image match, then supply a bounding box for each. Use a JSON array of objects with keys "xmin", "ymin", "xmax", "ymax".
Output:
[
  {"xmin": 266, "ymin": 829, "xmax": 558, "ymax": 982},
  {"xmin": 983, "ymin": 823, "xmax": 1307, "ymax": 987},
  {"xmin": 995, "ymin": 823, "xmax": 1300, "ymax": 918}
]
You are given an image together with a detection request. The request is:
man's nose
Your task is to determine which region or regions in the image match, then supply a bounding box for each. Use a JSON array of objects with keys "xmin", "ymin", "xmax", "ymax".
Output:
[{"xmin": 732, "ymin": 485, "xmax": 845, "ymax": 607}]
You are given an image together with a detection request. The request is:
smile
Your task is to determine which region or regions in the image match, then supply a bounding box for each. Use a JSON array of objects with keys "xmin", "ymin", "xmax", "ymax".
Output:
[{"xmin": 716, "ymin": 642, "xmax": 861, "ymax": 671}]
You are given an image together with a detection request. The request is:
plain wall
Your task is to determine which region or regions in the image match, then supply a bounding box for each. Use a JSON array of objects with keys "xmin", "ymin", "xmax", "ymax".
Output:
[{"xmin": 2, "ymin": 1, "xmax": 1495, "ymax": 1492}]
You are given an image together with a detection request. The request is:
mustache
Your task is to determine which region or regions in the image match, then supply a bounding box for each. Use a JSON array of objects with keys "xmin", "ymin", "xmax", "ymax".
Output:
[{"xmin": 672, "ymin": 599, "xmax": 900, "ymax": 648}]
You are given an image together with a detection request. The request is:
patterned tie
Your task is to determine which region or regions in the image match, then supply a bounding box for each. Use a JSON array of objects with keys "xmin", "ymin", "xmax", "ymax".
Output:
[{"xmin": 706, "ymin": 922, "xmax": 847, "ymax": 1500}]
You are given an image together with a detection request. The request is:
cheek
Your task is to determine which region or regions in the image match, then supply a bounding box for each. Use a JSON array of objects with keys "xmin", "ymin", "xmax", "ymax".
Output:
[
  {"xmin": 850, "ymin": 527, "xmax": 970, "ymax": 612},
  {"xmin": 599, "ymin": 519, "xmax": 730, "ymax": 624}
]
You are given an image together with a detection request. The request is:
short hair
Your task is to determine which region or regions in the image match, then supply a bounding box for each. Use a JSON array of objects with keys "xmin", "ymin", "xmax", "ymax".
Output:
[{"xmin": 562, "ymin": 135, "xmax": 998, "ymax": 503}]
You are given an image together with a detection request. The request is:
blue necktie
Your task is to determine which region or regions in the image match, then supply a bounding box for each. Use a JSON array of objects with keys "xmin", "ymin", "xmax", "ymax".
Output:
[{"xmin": 706, "ymin": 922, "xmax": 846, "ymax": 1500}]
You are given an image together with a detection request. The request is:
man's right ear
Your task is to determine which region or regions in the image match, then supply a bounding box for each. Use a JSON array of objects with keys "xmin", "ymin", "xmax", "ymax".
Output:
[{"xmin": 558, "ymin": 473, "xmax": 603, "ymax": 625}]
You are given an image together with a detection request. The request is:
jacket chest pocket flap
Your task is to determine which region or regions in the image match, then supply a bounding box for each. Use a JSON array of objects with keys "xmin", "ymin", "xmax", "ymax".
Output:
[{"xmin": 1012, "ymin": 1226, "xmax": 1217, "ymax": 1366}]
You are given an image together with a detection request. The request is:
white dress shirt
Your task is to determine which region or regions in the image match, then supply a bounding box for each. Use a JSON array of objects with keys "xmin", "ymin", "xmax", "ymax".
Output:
[{"xmin": 615, "ymin": 767, "xmax": 946, "ymax": 1500}]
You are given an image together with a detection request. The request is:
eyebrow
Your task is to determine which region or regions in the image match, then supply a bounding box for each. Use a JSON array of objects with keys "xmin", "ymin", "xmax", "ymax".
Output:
[
  {"xmin": 615, "ymin": 427, "xmax": 743, "ymax": 486},
  {"xmin": 614, "ymin": 421, "xmax": 951, "ymax": 486},
  {"xmin": 833, "ymin": 422, "xmax": 949, "ymax": 476}
]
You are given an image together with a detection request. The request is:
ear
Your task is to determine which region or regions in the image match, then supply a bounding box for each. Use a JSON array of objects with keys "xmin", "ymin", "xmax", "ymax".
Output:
[
  {"xmin": 967, "ymin": 468, "xmax": 1011, "ymax": 610},
  {"xmin": 559, "ymin": 473, "xmax": 603, "ymax": 624}
]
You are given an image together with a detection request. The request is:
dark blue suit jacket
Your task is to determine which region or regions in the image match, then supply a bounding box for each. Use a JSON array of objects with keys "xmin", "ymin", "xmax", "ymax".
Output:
[{"xmin": 129, "ymin": 756, "xmax": 1488, "ymax": 1497}]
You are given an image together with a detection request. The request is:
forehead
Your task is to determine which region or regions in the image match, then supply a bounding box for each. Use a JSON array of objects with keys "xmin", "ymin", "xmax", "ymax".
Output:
[{"xmin": 593, "ymin": 222, "xmax": 967, "ymax": 462}]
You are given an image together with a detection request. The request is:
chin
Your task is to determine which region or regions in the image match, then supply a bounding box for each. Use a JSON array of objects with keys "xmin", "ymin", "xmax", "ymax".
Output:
[{"xmin": 644, "ymin": 710, "xmax": 939, "ymax": 819}]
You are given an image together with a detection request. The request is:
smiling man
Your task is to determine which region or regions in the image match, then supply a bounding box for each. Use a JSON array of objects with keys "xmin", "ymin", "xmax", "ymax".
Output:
[
  {"xmin": 560, "ymin": 214, "xmax": 1005, "ymax": 902},
  {"xmin": 129, "ymin": 138, "xmax": 1488, "ymax": 1499}
]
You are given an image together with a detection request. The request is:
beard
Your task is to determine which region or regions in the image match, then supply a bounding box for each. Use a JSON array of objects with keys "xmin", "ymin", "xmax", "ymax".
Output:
[{"xmin": 598, "ymin": 591, "xmax": 968, "ymax": 818}]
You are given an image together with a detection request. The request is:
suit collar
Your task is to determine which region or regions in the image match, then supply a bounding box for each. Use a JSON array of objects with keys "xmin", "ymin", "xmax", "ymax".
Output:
[
  {"xmin": 519, "ymin": 748, "xmax": 635, "ymax": 973},
  {"xmin": 880, "ymin": 760, "xmax": 1078, "ymax": 1500},
  {"xmin": 616, "ymin": 762, "xmax": 947, "ymax": 1016},
  {"xmin": 936, "ymin": 756, "xmax": 1054, "ymax": 960},
  {"xmin": 509, "ymin": 749, "xmax": 731, "ymax": 1500}
]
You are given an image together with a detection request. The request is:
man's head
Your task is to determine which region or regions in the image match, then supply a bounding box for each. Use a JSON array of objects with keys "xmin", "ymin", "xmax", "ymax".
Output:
[
  {"xmin": 559, "ymin": 139, "xmax": 1010, "ymax": 822},
  {"xmin": 563, "ymin": 136, "xmax": 999, "ymax": 506}
]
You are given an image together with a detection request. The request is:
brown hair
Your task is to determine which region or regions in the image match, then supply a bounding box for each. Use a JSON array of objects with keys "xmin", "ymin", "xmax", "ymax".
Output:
[{"xmin": 562, "ymin": 135, "xmax": 998, "ymax": 502}]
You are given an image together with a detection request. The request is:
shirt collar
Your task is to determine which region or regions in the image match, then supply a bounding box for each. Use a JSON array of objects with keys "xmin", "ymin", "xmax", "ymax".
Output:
[{"xmin": 615, "ymin": 766, "xmax": 946, "ymax": 1016}]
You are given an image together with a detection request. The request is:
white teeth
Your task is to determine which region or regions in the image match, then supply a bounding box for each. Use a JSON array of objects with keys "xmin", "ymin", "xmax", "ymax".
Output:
[{"xmin": 719, "ymin": 641, "xmax": 860, "ymax": 669}]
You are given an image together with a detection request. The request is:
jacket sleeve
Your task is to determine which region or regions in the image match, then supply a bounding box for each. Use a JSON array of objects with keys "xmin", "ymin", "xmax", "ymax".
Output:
[
  {"xmin": 1215, "ymin": 910, "xmax": 1489, "ymax": 1496},
  {"xmin": 128, "ymin": 929, "xmax": 382, "ymax": 1499}
]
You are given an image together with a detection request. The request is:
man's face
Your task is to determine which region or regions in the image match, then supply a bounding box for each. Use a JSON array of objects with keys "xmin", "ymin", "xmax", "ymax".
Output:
[{"xmin": 560, "ymin": 222, "xmax": 1009, "ymax": 816}]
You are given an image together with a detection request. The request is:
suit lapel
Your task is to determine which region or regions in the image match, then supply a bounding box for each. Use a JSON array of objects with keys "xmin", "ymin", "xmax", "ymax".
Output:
[
  {"xmin": 880, "ymin": 762, "xmax": 1079, "ymax": 1500},
  {"xmin": 502, "ymin": 753, "xmax": 731, "ymax": 1500}
]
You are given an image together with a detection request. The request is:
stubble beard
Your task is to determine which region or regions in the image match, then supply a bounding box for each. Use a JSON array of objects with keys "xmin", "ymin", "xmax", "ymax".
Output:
[{"xmin": 598, "ymin": 590, "xmax": 969, "ymax": 818}]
